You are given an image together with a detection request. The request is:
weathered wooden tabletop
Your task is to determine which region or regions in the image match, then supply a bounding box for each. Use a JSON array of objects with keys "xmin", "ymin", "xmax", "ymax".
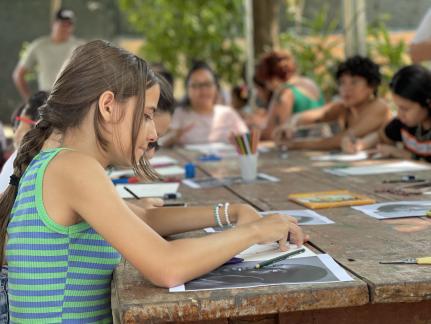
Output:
[{"xmin": 113, "ymin": 149, "xmax": 431, "ymax": 323}]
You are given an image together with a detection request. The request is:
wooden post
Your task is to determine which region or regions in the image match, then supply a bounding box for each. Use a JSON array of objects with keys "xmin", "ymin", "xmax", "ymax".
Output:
[
  {"xmin": 343, "ymin": 0, "xmax": 367, "ymax": 57},
  {"xmin": 244, "ymin": 0, "xmax": 256, "ymax": 110}
]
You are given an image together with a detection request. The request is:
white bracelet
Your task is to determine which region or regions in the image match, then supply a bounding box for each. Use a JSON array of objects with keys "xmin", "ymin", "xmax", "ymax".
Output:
[
  {"xmin": 214, "ymin": 203, "xmax": 224, "ymax": 228},
  {"xmin": 224, "ymin": 202, "xmax": 231, "ymax": 226}
]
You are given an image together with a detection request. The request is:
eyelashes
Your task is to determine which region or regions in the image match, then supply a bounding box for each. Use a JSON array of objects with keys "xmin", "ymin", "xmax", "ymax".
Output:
[{"xmin": 148, "ymin": 141, "xmax": 160, "ymax": 151}]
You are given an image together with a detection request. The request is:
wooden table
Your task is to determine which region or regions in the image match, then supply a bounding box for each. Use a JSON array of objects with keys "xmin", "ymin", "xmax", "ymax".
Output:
[{"xmin": 113, "ymin": 149, "xmax": 431, "ymax": 323}]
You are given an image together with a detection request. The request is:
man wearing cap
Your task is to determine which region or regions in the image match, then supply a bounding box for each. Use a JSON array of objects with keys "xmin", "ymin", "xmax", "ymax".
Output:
[{"xmin": 12, "ymin": 8, "xmax": 84, "ymax": 101}]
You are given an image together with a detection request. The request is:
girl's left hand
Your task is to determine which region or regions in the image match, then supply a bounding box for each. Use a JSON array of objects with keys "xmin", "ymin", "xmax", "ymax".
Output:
[{"xmin": 234, "ymin": 204, "xmax": 298, "ymax": 226}]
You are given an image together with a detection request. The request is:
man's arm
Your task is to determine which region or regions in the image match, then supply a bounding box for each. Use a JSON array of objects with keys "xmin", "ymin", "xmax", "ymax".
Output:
[{"xmin": 12, "ymin": 64, "xmax": 31, "ymax": 101}]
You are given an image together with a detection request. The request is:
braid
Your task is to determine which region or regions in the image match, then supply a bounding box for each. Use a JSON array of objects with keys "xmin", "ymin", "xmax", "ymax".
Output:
[{"xmin": 0, "ymin": 119, "xmax": 53, "ymax": 265}]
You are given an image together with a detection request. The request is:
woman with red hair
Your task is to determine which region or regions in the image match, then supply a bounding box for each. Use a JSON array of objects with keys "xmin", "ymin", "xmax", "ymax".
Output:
[{"xmin": 255, "ymin": 50, "xmax": 324, "ymax": 139}]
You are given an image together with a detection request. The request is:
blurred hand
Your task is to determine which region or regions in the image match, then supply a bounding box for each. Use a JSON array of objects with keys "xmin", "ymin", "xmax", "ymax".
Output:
[
  {"xmin": 273, "ymin": 124, "xmax": 295, "ymax": 145},
  {"xmin": 341, "ymin": 135, "xmax": 364, "ymax": 153}
]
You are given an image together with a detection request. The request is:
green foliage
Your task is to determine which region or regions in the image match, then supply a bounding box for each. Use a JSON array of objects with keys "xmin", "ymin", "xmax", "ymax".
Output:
[
  {"xmin": 119, "ymin": 0, "xmax": 244, "ymax": 84},
  {"xmin": 280, "ymin": 5, "xmax": 342, "ymax": 100},
  {"xmin": 367, "ymin": 15, "xmax": 410, "ymax": 96}
]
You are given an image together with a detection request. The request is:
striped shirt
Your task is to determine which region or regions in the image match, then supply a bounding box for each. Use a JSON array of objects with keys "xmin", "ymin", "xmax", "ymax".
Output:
[{"xmin": 6, "ymin": 148, "xmax": 121, "ymax": 323}]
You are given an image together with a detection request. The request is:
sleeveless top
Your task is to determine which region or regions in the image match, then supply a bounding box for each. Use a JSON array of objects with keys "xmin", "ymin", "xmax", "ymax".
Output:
[
  {"xmin": 6, "ymin": 148, "xmax": 121, "ymax": 323},
  {"xmin": 279, "ymin": 83, "xmax": 325, "ymax": 114}
]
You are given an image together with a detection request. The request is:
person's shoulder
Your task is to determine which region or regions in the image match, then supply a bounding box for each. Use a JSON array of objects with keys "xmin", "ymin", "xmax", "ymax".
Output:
[
  {"xmin": 369, "ymin": 98, "xmax": 391, "ymax": 112},
  {"xmin": 68, "ymin": 36, "xmax": 85, "ymax": 46},
  {"xmin": 27, "ymin": 36, "xmax": 51, "ymax": 49},
  {"xmin": 47, "ymin": 149, "xmax": 106, "ymax": 184}
]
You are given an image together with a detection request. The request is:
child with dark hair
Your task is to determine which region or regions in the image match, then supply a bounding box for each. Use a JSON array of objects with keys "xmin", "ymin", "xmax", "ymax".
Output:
[
  {"xmin": 274, "ymin": 55, "xmax": 391, "ymax": 151},
  {"xmin": 0, "ymin": 40, "xmax": 305, "ymax": 322},
  {"xmin": 349, "ymin": 65, "xmax": 431, "ymax": 161}
]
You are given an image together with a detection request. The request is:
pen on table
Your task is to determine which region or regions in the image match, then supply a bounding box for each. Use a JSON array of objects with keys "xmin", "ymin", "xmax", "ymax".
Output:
[
  {"xmin": 254, "ymin": 248, "xmax": 306, "ymax": 269},
  {"xmin": 124, "ymin": 187, "xmax": 140, "ymax": 199}
]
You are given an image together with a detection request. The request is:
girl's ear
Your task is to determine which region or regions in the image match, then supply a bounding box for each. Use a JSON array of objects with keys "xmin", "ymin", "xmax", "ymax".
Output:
[{"xmin": 98, "ymin": 91, "xmax": 116, "ymax": 122}]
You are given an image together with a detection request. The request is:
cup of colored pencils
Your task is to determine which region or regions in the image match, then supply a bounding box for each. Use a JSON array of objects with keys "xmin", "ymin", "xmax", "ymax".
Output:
[{"xmin": 232, "ymin": 129, "xmax": 260, "ymax": 182}]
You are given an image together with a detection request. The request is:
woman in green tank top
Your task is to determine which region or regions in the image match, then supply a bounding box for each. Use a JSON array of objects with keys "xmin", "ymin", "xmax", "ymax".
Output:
[{"xmin": 255, "ymin": 50, "xmax": 325, "ymax": 140}]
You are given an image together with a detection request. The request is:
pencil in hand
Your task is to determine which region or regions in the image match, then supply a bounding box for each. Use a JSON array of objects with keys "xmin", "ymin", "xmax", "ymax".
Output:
[{"xmin": 254, "ymin": 248, "xmax": 306, "ymax": 269}]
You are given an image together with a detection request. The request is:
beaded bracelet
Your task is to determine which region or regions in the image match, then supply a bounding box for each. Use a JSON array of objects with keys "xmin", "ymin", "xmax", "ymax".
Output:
[
  {"xmin": 223, "ymin": 202, "xmax": 232, "ymax": 226},
  {"xmin": 213, "ymin": 203, "xmax": 224, "ymax": 228}
]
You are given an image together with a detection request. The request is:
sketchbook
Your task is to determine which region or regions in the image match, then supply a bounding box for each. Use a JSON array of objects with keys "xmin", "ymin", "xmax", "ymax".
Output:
[
  {"xmin": 352, "ymin": 200, "xmax": 431, "ymax": 219},
  {"xmin": 288, "ymin": 190, "xmax": 375, "ymax": 209},
  {"xmin": 170, "ymin": 253, "xmax": 353, "ymax": 292},
  {"xmin": 325, "ymin": 161, "xmax": 431, "ymax": 176}
]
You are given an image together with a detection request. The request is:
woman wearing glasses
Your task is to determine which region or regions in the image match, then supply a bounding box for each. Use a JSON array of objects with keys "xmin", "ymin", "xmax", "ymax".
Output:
[{"xmin": 162, "ymin": 61, "xmax": 248, "ymax": 146}]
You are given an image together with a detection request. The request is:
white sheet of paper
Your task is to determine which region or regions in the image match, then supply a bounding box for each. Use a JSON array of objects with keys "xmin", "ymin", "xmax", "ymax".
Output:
[
  {"xmin": 352, "ymin": 200, "xmax": 431, "ymax": 219},
  {"xmin": 325, "ymin": 161, "xmax": 431, "ymax": 176},
  {"xmin": 311, "ymin": 151, "xmax": 368, "ymax": 162},
  {"xmin": 150, "ymin": 156, "xmax": 178, "ymax": 166},
  {"xmin": 154, "ymin": 166, "xmax": 184, "ymax": 176},
  {"xmin": 185, "ymin": 142, "xmax": 237, "ymax": 156},
  {"xmin": 116, "ymin": 183, "xmax": 179, "ymax": 198},
  {"xmin": 108, "ymin": 169, "xmax": 134, "ymax": 179},
  {"xmin": 260, "ymin": 210, "xmax": 334, "ymax": 225}
]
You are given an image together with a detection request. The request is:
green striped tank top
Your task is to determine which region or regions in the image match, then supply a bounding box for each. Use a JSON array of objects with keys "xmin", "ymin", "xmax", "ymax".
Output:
[{"xmin": 6, "ymin": 148, "xmax": 121, "ymax": 323}]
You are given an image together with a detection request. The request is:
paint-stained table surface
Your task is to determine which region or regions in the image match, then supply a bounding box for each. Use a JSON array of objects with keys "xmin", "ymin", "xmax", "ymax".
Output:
[{"xmin": 113, "ymin": 148, "xmax": 431, "ymax": 323}]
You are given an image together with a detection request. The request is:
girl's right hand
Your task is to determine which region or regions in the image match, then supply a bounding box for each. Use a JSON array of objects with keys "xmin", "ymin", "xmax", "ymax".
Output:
[{"xmin": 247, "ymin": 214, "xmax": 307, "ymax": 251}]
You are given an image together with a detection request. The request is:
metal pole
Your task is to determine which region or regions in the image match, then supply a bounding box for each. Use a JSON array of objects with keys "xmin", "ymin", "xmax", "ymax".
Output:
[{"xmin": 244, "ymin": 0, "xmax": 256, "ymax": 111}]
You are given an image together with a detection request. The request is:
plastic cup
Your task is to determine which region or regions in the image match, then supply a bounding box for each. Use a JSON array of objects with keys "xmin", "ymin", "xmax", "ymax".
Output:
[{"xmin": 238, "ymin": 154, "xmax": 258, "ymax": 182}]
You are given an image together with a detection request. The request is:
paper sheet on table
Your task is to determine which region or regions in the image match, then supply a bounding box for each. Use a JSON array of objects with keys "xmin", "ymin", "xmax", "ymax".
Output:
[
  {"xmin": 325, "ymin": 161, "xmax": 431, "ymax": 176},
  {"xmin": 116, "ymin": 183, "xmax": 179, "ymax": 198},
  {"xmin": 150, "ymin": 156, "xmax": 178, "ymax": 166},
  {"xmin": 260, "ymin": 209, "xmax": 334, "ymax": 225},
  {"xmin": 170, "ymin": 253, "xmax": 353, "ymax": 292},
  {"xmin": 154, "ymin": 165, "xmax": 184, "ymax": 176},
  {"xmin": 311, "ymin": 151, "xmax": 368, "ymax": 162},
  {"xmin": 183, "ymin": 173, "xmax": 279, "ymax": 189},
  {"xmin": 184, "ymin": 142, "xmax": 237, "ymax": 157},
  {"xmin": 108, "ymin": 169, "xmax": 134, "ymax": 179},
  {"xmin": 352, "ymin": 200, "xmax": 431, "ymax": 219}
]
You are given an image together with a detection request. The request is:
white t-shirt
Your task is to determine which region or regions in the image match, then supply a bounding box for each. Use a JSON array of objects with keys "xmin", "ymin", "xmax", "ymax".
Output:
[
  {"xmin": 19, "ymin": 36, "xmax": 84, "ymax": 91},
  {"xmin": 170, "ymin": 104, "xmax": 248, "ymax": 145},
  {"xmin": 0, "ymin": 151, "xmax": 17, "ymax": 193},
  {"xmin": 412, "ymin": 8, "xmax": 431, "ymax": 44}
]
